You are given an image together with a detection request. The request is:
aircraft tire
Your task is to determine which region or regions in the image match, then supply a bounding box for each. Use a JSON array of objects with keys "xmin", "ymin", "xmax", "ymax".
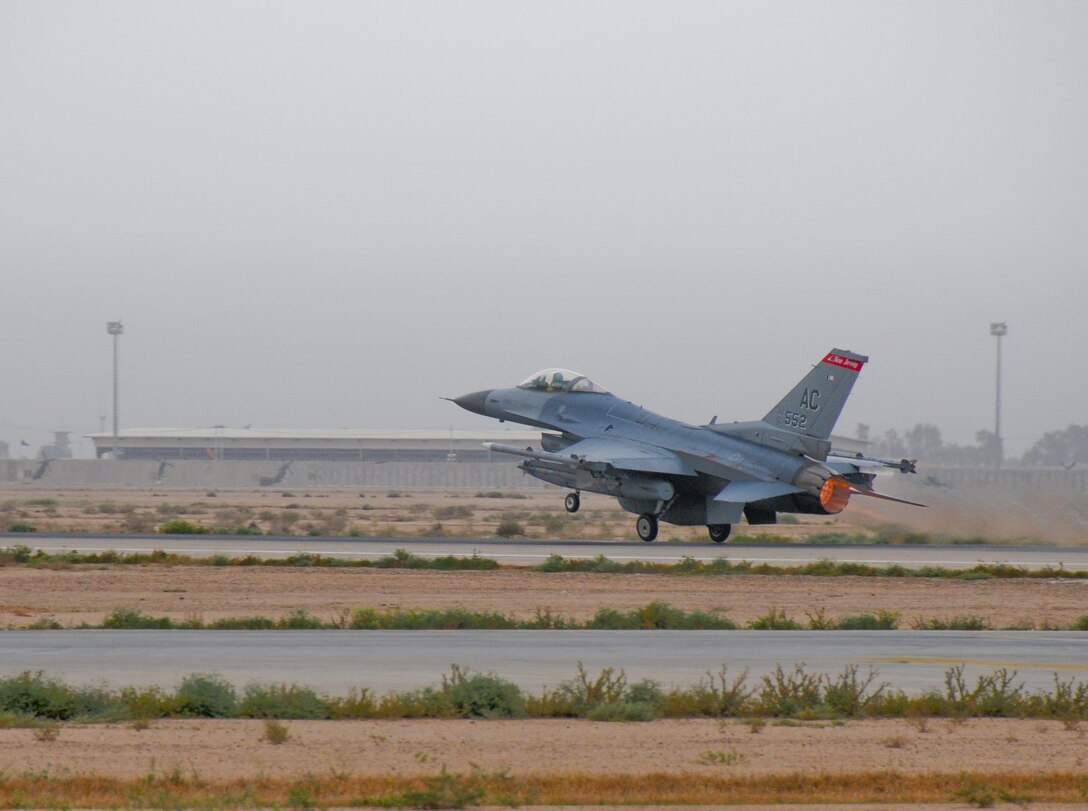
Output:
[
  {"xmin": 564, "ymin": 493, "xmax": 580, "ymax": 513},
  {"xmin": 708, "ymin": 524, "xmax": 731, "ymax": 543},
  {"xmin": 636, "ymin": 513, "xmax": 658, "ymax": 542}
]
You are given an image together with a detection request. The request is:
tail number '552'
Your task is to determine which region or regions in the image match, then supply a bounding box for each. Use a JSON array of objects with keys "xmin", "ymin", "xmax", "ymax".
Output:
[{"xmin": 776, "ymin": 410, "xmax": 807, "ymax": 429}]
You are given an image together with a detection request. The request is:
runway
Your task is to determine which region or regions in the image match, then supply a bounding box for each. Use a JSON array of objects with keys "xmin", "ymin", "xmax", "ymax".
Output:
[
  {"xmin": 10, "ymin": 532, "xmax": 1088, "ymax": 570},
  {"xmin": 2, "ymin": 630, "xmax": 1085, "ymax": 694}
]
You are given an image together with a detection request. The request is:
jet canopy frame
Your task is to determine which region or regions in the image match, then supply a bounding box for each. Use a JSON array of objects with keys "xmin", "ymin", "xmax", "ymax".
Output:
[{"xmin": 517, "ymin": 369, "xmax": 610, "ymax": 394}]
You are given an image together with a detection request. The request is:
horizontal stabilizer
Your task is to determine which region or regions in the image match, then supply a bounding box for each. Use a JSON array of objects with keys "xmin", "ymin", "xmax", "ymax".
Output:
[
  {"xmin": 846, "ymin": 485, "xmax": 927, "ymax": 508},
  {"xmin": 713, "ymin": 480, "xmax": 805, "ymax": 504}
]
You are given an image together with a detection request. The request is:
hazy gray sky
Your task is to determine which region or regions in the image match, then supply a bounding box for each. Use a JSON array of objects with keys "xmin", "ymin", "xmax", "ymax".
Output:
[{"xmin": 2, "ymin": 1, "xmax": 1085, "ymax": 458}]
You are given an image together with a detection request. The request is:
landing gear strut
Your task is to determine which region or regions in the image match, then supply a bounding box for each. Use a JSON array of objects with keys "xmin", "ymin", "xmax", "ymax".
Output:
[
  {"xmin": 636, "ymin": 513, "xmax": 659, "ymax": 542},
  {"xmin": 564, "ymin": 492, "xmax": 580, "ymax": 513},
  {"xmin": 707, "ymin": 524, "xmax": 731, "ymax": 543}
]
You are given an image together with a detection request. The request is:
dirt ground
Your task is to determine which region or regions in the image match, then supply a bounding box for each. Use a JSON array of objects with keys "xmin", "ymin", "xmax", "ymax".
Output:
[
  {"xmin": 3, "ymin": 487, "xmax": 1087, "ymax": 807},
  {"xmin": 2, "ymin": 564, "xmax": 1087, "ymax": 628},
  {"xmin": 0, "ymin": 486, "xmax": 858, "ymax": 542},
  {"xmin": 4, "ymin": 481, "xmax": 1088, "ymax": 543},
  {"xmin": 2, "ymin": 717, "xmax": 1085, "ymax": 779},
  {"xmin": 0, "ymin": 719, "xmax": 1085, "ymax": 810}
]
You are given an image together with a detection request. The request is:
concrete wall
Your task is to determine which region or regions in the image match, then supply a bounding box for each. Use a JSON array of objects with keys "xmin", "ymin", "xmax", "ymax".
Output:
[
  {"xmin": 0, "ymin": 459, "xmax": 548, "ymax": 490},
  {"xmin": 923, "ymin": 466, "xmax": 1088, "ymax": 494},
  {"xmin": 1, "ymin": 459, "xmax": 1086, "ymax": 494}
]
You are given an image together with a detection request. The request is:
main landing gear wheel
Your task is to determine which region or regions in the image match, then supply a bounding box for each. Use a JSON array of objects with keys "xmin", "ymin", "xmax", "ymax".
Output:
[
  {"xmin": 564, "ymin": 492, "xmax": 580, "ymax": 513},
  {"xmin": 636, "ymin": 513, "xmax": 659, "ymax": 542},
  {"xmin": 707, "ymin": 524, "xmax": 732, "ymax": 543}
]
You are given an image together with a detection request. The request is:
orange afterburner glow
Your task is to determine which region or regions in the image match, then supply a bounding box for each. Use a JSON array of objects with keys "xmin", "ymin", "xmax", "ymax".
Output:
[{"xmin": 819, "ymin": 477, "xmax": 851, "ymax": 513}]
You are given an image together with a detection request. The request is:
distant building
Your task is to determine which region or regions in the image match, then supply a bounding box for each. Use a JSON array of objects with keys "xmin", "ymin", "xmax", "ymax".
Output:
[{"xmin": 39, "ymin": 431, "xmax": 73, "ymax": 461}]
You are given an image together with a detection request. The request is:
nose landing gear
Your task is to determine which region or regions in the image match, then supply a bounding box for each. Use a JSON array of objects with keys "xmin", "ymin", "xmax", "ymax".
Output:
[{"xmin": 564, "ymin": 492, "xmax": 580, "ymax": 513}]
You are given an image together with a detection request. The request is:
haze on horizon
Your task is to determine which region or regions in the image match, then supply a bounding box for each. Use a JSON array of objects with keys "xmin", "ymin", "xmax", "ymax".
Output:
[{"xmin": 2, "ymin": 1, "xmax": 1085, "ymax": 459}]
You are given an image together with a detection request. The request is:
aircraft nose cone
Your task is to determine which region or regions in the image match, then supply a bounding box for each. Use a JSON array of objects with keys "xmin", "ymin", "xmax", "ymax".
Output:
[{"xmin": 453, "ymin": 389, "xmax": 493, "ymax": 416}]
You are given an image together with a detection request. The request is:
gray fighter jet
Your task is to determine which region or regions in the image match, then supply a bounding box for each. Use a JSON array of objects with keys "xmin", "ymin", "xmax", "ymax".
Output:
[{"xmin": 451, "ymin": 349, "xmax": 921, "ymax": 542}]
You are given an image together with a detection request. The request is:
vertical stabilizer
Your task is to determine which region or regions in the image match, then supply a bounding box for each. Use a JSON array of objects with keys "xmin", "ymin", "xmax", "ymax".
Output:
[{"xmin": 763, "ymin": 349, "xmax": 868, "ymax": 440}]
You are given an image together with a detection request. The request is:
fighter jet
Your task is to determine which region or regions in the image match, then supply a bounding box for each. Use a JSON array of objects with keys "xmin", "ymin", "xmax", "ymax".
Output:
[{"xmin": 451, "ymin": 349, "xmax": 921, "ymax": 542}]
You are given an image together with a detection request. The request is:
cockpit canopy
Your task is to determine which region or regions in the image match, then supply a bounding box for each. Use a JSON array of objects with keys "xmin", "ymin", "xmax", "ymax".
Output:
[{"xmin": 517, "ymin": 368, "xmax": 610, "ymax": 394}]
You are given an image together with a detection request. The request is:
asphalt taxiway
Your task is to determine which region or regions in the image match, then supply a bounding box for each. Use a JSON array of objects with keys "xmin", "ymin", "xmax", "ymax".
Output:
[
  {"xmin": 2, "ymin": 630, "xmax": 1085, "ymax": 694},
  {"xmin": 10, "ymin": 533, "xmax": 1088, "ymax": 570}
]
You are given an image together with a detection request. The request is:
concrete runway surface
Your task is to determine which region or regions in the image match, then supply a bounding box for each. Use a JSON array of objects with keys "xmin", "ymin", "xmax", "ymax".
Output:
[
  {"xmin": 10, "ymin": 533, "xmax": 1088, "ymax": 569},
  {"xmin": 2, "ymin": 630, "xmax": 1085, "ymax": 694}
]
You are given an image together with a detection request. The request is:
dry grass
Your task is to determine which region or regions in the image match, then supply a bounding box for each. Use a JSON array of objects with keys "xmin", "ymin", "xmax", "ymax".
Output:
[{"xmin": 0, "ymin": 770, "xmax": 1083, "ymax": 807}]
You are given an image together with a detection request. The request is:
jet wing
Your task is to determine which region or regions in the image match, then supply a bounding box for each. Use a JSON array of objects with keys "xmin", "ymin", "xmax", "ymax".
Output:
[
  {"xmin": 484, "ymin": 438, "xmax": 697, "ymax": 476},
  {"xmin": 564, "ymin": 438, "xmax": 698, "ymax": 476}
]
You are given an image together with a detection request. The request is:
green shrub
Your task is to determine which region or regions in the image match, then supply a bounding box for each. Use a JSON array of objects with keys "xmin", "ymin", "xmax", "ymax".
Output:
[
  {"xmin": 959, "ymin": 570, "xmax": 995, "ymax": 581},
  {"xmin": 209, "ymin": 615, "xmax": 276, "ymax": 630},
  {"xmin": 263, "ymin": 718, "xmax": 290, "ymax": 744},
  {"xmin": 440, "ymin": 666, "xmax": 526, "ymax": 719},
  {"xmin": 586, "ymin": 601, "xmax": 737, "ymax": 630},
  {"xmin": 159, "ymin": 519, "xmax": 210, "ymax": 535},
  {"xmin": 175, "ymin": 673, "xmax": 237, "ymax": 717},
  {"xmin": 433, "ymin": 505, "xmax": 473, "ymax": 520},
  {"xmin": 586, "ymin": 607, "xmax": 639, "ymax": 630},
  {"xmin": 427, "ymin": 553, "xmax": 499, "ymax": 571},
  {"xmin": 377, "ymin": 766, "xmax": 486, "ymax": 809},
  {"xmin": 278, "ymin": 609, "xmax": 325, "ymax": 629},
  {"xmin": 823, "ymin": 665, "xmax": 888, "ymax": 717},
  {"xmin": 495, "ymin": 517, "xmax": 525, "ymax": 537},
  {"xmin": 623, "ymin": 679, "xmax": 666, "ymax": 717},
  {"xmin": 241, "ymin": 683, "xmax": 329, "ymax": 719},
  {"xmin": 548, "ymin": 663, "xmax": 628, "ymax": 717},
  {"xmin": 25, "ymin": 616, "xmax": 62, "ymax": 630},
  {"xmin": 0, "ymin": 711, "xmax": 40, "ymax": 728},
  {"xmin": 754, "ymin": 665, "xmax": 823, "ymax": 717},
  {"xmin": 662, "ymin": 667, "xmax": 753, "ymax": 718},
  {"xmin": 586, "ymin": 700, "xmax": 660, "ymax": 721},
  {"xmin": 533, "ymin": 554, "xmax": 568, "ymax": 573},
  {"xmin": 102, "ymin": 608, "xmax": 174, "ymax": 629},
  {"xmin": 0, "ymin": 671, "xmax": 117, "ymax": 720},
  {"xmin": 836, "ymin": 610, "xmax": 900, "ymax": 630},
  {"xmin": 119, "ymin": 685, "xmax": 171, "ymax": 720},
  {"xmin": 7, "ymin": 523, "xmax": 36, "ymax": 533},
  {"xmin": 0, "ymin": 671, "xmax": 80, "ymax": 719},
  {"xmin": 326, "ymin": 687, "xmax": 377, "ymax": 719},
  {"xmin": 540, "ymin": 514, "xmax": 565, "ymax": 533},
  {"xmin": 351, "ymin": 607, "xmax": 516, "ymax": 630},
  {"xmin": 939, "ymin": 666, "xmax": 1025, "ymax": 717},
  {"xmin": 0, "ymin": 544, "xmax": 34, "ymax": 563},
  {"xmin": 1039, "ymin": 675, "xmax": 1088, "ymax": 718},
  {"xmin": 224, "ymin": 525, "xmax": 264, "ymax": 536},
  {"xmin": 34, "ymin": 721, "xmax": 61, "ymax": 741},
  {"xmin": 912, "ymin": 616, "xmax": 990, "ymax": 630},
  {"xmin": 748, "ymin": 608, "xmax": 803, "ymax": 630}
]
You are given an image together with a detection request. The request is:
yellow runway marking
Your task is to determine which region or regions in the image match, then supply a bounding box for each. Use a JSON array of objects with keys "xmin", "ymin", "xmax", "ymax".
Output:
[{"xmin": 874, "ymin": 656, "xmax": 1088, "ymax": 671}]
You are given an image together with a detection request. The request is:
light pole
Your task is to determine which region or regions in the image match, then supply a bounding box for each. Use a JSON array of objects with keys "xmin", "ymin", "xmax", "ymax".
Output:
[
  {"xmin": 990, "ymin": 322, "xmax": 1007, "ymax": 467},
  {"xmin": 106, "ymin": 321, "xmax": 123, "ymax": 459}
]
